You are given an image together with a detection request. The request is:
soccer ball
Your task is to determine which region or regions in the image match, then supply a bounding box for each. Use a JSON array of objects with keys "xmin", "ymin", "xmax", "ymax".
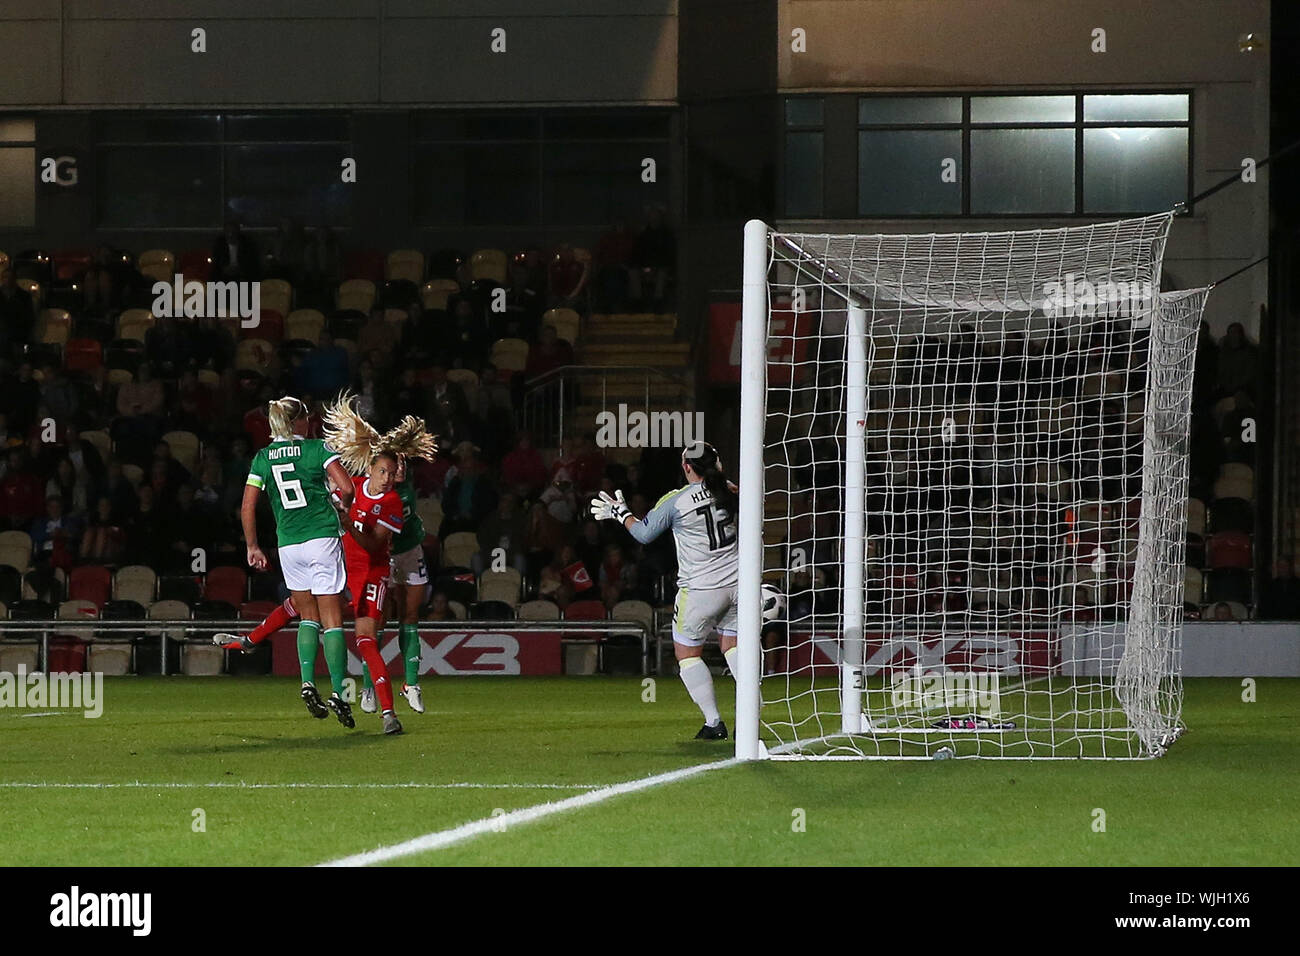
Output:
[{"xmin": 760, "ymin": 584, "xmax": 786, "ymax": 622}]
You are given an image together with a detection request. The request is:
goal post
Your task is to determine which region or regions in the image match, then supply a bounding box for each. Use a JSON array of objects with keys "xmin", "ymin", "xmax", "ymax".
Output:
[{"xmin": 735, "ymin": 213, "xmax": 1211, "ymax": 761}]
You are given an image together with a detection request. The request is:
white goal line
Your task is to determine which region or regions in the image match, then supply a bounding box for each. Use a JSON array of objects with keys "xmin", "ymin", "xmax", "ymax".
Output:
[
  {"xmin": 318, "ymin": 757, "xmax": 743, "ymax": 867},
  {"xmin": 0, "ymin": 781, "xmax": 607, "ymax": 791}
]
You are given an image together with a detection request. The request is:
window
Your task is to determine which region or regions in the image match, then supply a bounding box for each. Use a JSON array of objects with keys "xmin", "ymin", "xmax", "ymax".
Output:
[
  {"xmin": 0, "ymin": 116, "xmax": 36, "ymax": 229},
  {"xmin": 783, "ymin": 97, "xmax": 824, "ymax": 217},
  {"xmin": 841, "ymin": 93, "xmax": 1191, "ymax": 218},
  {"xmin": 95, "ymin": 112, "xmax": 352, "ymax": 228}
]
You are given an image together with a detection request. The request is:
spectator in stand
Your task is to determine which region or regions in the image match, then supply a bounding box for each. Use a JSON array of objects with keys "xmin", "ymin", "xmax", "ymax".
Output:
[
  {"xmin": 524, "ymin": 324, "xmax": 574, "ymax": 382},
  {"xmin": 538, "ymin": 546, "xmax": 581, "ymax": 610},
  {"xmin": 170, "ymin": 370, "xmax": 214, "ymax": 439},
  {"xmin": 474, "ymin": 492, "xmax": 529, "ymax": 576},
  {"xmin": 0, "ymin": 448, "xmax": 45, "ymax": 530},
  {"xmin": 429, "ymin": 364, "xmax": 469, "ymax": 417},
  {"xmin": 358, "ymin": 309, "xmax": 399, "ymax": 371},
  {"xmin": 123, "ymin": 484, "xmax": 166, "ymax": 568},
  {"xmin": 114, "ymin": 362, "xmax": 166, "ymax": 460},
  {"xmin": 6, "ymin": 362, "xmax": 41, "ymax": 436},
  {"xmin": 526, "ymin": 499, "xmax": 568, "ymax": 572},
  {"xmin": 296, "ymin": 330, "xmax": 351, "ymax": 399},
  {"xmin": 572, "ymin": 433, "xmax": 607, "ymax": 497},
  {"xmin": 145, "ymin": 314, "xmax": 192, "ymax": 379},
  {"xmin": 45, "ymin": 457, "xmax": 88, "ymax": 517},
  {"xmin": 495, "ymin": 256, "xmax": 543, "ymax": 341},
  {"xmin": 600, "ymin": 542, "xmax": 636, "ymax": 608},
  {"xmin": 501, "ymin": 431, "xmax": 548, "ymax": 500},
  {"xmin": 1215, "ymin": 322, "xmax": 1258, "ymax": 399},
  {"xmin": 303, "ymin": 225, "xmax": 343, "ymax": 310},
  {"xmin": 539, "ymin": 469, "xmax": 578, "ymax": 524},
  {"xmin": 62, "ymin": 425, "xmax": 106, "ymax": 499},
  {"xmin": 594, "ymin": 217, "xmax": 636, "ymax": 312},
  {"xmin": 444, "ymin": 297, "xmax": 491, "ymax": 370},
  {"xmin": 390, "ymin": 367, "xmax": 427, "ymax": 423},
  {"xmin": 159, "ymin": 483, "xmax": 214, "ymax": 573},
  {"xmin": 194, "ymin": 459, "xmax": 223, "ymax": 511},
  {"xmin": 103, "ymin": 459, "xmax": 139, "ymax": 523},
  {"xmin": 30, "ymin": 495, "xmax": 80, "ymax": 570},
  {"xmin": 81, "ymin": 246, "xmax": 133, "ymax": 315},
  {"xmin": 153, "ymin": 440, "xmax": 192, "ymax": 487},
  {"xmin": 576, "ymin": 518, "xmax": 603, "ymax": 584},
  {"xmin": 426, "ymin": 590, "xmax": 455, "ymax": 622},
  {"xmin": 1260, "ymin": 558, "xmax": 1300, "ymax": 620},
  {"xmin": 79, "ymin": 495, "xmax": 124, "ymax": 566},
  {"xmin": 476, "ymin": 362, "xmax": 513, "ymax": 422},
  {"xmin": 269, "ymin": 217, "xmax": 308, "ymax": 285},
  {"xmin": 441, "ymin": 442, "xmax": 498, "ymax": 536},
  {"xmin": 193, "ymin": 314, "xmax": 236, "ymax": 373},
  {"xmin": 211, "ymin": 219, "xmax": 261, "ymax": 282},
  {"xmin": 629, "ymin": 203, "xmax": 675, "ymax": 312},
  {"xmin": 547, "ymin": 243, "xmax": 590, "ymax": 310},
  {"xmin": 1211, "ymin": 601, "xmax": 1234, "ymax": 621},
  {"xmin": 148, "ymin": 458, "xmax": 180, "ymax": 511},
  {"xmin": 352, "ymin": 359, "xmax": 386, "ymax": 424},
  {"xmin": 0, "ymin": 268, "xmax": 36, "ymax": 353},
  {"xmin": 39, "ymin": 363, "xmax": 80, "ymax": 426}
]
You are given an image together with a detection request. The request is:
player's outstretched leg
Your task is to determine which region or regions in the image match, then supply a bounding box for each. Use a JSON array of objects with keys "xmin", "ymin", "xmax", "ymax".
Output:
[{"xmin": 215, "ymin": 596, "xmax": 299, "ymax": 652}]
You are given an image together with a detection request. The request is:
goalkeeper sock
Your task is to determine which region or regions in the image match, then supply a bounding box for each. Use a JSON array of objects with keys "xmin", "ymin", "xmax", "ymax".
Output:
[
  {"xmin": 355, "ymin": 635, "xmax": 395, "ymax": 713},
  {"xmin": 400, "ymin": 623, "xmax": 422, "ymax": 686},
  {"xmin": 321, "ymin": 627, "xmax": 347, "ymax": 697},
  {"xmin": 679, "ymin": 656, "xmax": 721, "ymax": 727},
  {"xmin": 296, "ymin": 620, "xmax": 321, "ymax": 685},
  {"xmin": 250, "ymin": 597, "xmax": 299, "ymax": 645},
  {"xmin": 723, "ymin": 646, "xmax": 739, "ymax": 678}
]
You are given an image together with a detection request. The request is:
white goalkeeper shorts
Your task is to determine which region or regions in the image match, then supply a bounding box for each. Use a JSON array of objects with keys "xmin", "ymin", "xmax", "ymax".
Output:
[
  {"xmin": 390, "ymin": 545, "xmax": 429, "ymax": 587},
  {"xmin": 279, "ymin": 536, "xmax": 347, "ymax": 596},
  {"xmin": 672, "ymin": 585, "xmax": 739, "ymax": 647}
]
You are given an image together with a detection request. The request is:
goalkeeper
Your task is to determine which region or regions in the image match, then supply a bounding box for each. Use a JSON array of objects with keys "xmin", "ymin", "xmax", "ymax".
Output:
[{"xmin": 591, "ymin": 441, "xmax": 738, "ymax": 740}]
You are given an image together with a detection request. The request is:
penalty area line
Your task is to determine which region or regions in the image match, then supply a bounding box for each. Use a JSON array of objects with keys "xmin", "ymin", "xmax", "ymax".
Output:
[
  {"xmin": 0, "ymin": 781, "xmax": 606, "ymax": 791},
  {"xmin": 318, "ymin": 756, "xmax": 744, "ymax": 867}
]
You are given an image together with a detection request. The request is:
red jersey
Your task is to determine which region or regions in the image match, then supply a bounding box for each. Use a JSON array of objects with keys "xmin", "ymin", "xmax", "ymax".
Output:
[{"xmin": 342, "ymin": 476, "xmax": 404, "ymax": 570}]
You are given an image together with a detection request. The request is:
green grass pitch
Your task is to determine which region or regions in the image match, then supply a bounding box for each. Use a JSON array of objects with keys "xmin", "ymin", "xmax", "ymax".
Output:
[{"xmin": 0, "ymin": 676, "xmax": 1294, "ymax": 866}]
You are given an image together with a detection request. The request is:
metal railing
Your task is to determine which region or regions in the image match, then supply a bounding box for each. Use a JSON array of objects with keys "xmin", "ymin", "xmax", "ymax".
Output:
[
  {"xmin": 522, "ymin": 363, "xmax": 687, "ymax": 448},
  {"xmin": 0, "ymin": 619, "xmax": 659, "ymax": 676}
]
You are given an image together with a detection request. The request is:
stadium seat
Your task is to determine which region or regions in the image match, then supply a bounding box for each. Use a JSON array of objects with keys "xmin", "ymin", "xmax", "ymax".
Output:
[
  {"xmin": 489, "ymin": 338, "xmax": 530, "ymax": 374},
  {"xmin": 285, "ymin": 309, "xmax": 325, "ymax": 345},
  {"xmin": 1184, "ymin": 533, "xmax": 1206, "ymax": 569},
  {"xmin": 611, "ymin": 600, "xmax": 654, "ymax": 631},
  {"xmin": 64, "ymin": 337, "xmax": 103, "ymax": 373},
  {"xmin": 1212, "ymin": 474, "xmax": 1254, "ymax": 503},
  {"xmin": 121, "ymin": 463, "xmax": 144, "ymax": 487},
  {"xmin": 1211, "ymin": 395, "xmax": 1237, "ymax": 429},
  {"xmin": 251, "ymin": 309, "xmax": 284, "ymax": 343},
  {"xmin": 336, "ymin": 279, "xmax": 376, "ymax": 314},
  {"xmin": 386, "ymin": 249, "xmax": 425, "ymax": 284},
  {"xmin": 0, "ymin": 602, "xmax": 39, "ymax": 670},
  {"xmin": 137, "ymin": 249, "xmax": 176, "ymax": 283},
  {"xmin": 161, "ymin": 430, "xmax": 201, "ymax": 476},
  {"xmin": 17, "ymin": 277, "xmax": 43, "ymax": 310},
  {"xmin": 116, "ymin": 308, "xmax": 155, "ymax": 343},
  {"xmin": 1202, "ymin": 600, "xmax": 1250, "ymax": 621},
  {"xmin": 420, "ymin": 279, "xmax": 460, "ymax": 312},
  {"xmin": 433, "ymin": 568, "xmax": 477, "ymax": 606},
  {"xmin": 1207, "ymin": 532, "xmax": 1252, "ymax": 570},
  {"xmin": 518, "ymin": 599, "xmax": 560, "ymax": 621},
  {"xmin": 104, "ymin": 340, "xmax": 144, "ymax": 374},
  {"xmin": 197, "ymin": 368, "xmax": 221, "ymax": 388},
  {"xmin": 1218, "ymin": 462, "xmax": 1254, "ymax": 485},
  {"xmin": 36, "ymin": 308, "xmax": 72, "ymax": 347},
  {"xmin": 69, "ymin": 565, "xmax": 112, "ymax": 608},
  {"xmin": 58, "ymin": 599, "xmax": 98, "ymax": 621},
  {"xmin": 258, "ymin": 278, "xmax": 293, "ymax": 318},
  {"xmin": 0, "ymin": 567, "xmax": 21, "ymax": 605},
  {"xmin": 446, "ymin": 368, "xmax": 479, "ymax": 406},
  {"xmin": 22, "ymin": 566, "xmax": 66, "ymax": 603},
  {"xmin": 1208, "ymin": 498, "xmax": 1253, "ymax": 535},
  {"xmin": 1183, "ymin": 567, "xmax": 1204, "ymax": 606},
  {"xmin": 564, "ymin": 600, "xmax": 607, "ymax": 622},
  {"xmin": 470, "ymin": 249, "xmax": 508, "ymax": 285},
  {"xmin": 113, "ymin": 565, "xmax": 157, "ymax": 606},
  {"xmin": 1186, "ymin": 497, "xmax": 1207, "ymax": 537},
  {"xmin": 157, "ymin": 574, "xmax": 202, "ymax": 604},
  {"xmin": 107, "ymin": 367, "xmax": 134, "ymax": 387},
  {"xmin": 140, "ymin": 599, "xmax": 191, "ymax": 675},
  {"xmin": 1203, "ymin": 568, "xmax": 1252, "ymax": 605},
  {"xmin": 447, "ymin": 600, "xmax": 468, "ymax": 621},
  {"xmin": 478, "ymin": 568, "xmax": 522, "ymax": 606},
  {"xmin": 235, "ymin": 338, "xmax": 276, "ymax": 375},
  {"xmin": 343, "ymin": 249, "xmax": 385, "ymax": 283},
  {"xmin": 52, "ymin": 248, "xmax": 92, "ymax": 282},
  {"xmin": 416, "ymin": 498, "xmax": 443, "ymax": 541},
  {"xmin": 470, "ymin": 600, "xmax": 515, "ymax": 620},
  {"xmin": 176, "ymin": 249, "xmax": 213, "ymax": 282},
  {"xmin": 205, "ymin": 566, "xmax": 248, "ymax": 607},
  {"xmin": 79, "ymin": 429, "xmax": 112, "ymax": 462},
  {"xmin": 541, "ymin": 308, "xmax": 580, "ymax": 346},
  {"xmin": 441, "ymin": 533, "xmax": 479, "ymax": 570},
  {"xmin": 0, "ymin": 530, "xmax": 33, "ymax": 567}
]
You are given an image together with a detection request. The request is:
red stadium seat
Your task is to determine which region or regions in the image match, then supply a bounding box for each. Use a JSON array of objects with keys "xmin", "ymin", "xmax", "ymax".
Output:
[
  {"xmin": 68, "ymin": 565, "xmax": 112, "ymax": 609},
  {"xmin": 205, "ymin": 566, "xmax": 248, "ymax": 606},
  {"xmin": 52, "ymin": 248, "xmax": 93, "ymax": 282},
  {"xmin": 249, "ymin": 309, "xmax": 284, "ymax": 342},
  {"xmin": 239, "ymin": 601, "xmax": 279, "ymax": 623},
  {"xmin": 64, "ymin": 338, "xmax": 103, "ymax": 373},
  {"xmin": 176, "ymin": 250, "xmax": 212, "ymax": 282},
  {"xmin": 1206, "ymin": 531, "xmax": 1252, "ymax": 570},
  {"xmin": 564, "ymin": 600, "xmax": 607, "ymax": 622},
  {"xmin": 343, "ymin": 249, "xmax": 385, "ymax": 283}
]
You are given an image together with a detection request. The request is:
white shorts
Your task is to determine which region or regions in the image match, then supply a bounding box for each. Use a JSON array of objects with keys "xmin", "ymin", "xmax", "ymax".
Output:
[
  {"xmin": 390, "ymin": 544, "xmax": 429, "ymax": 587},
  {"xmin": 279, "ymin": 536, "xmax": 347, "ymax": 596},
  {"xmin": 672, "ymin": 584, "xmax": 739, "ymax": 647}
]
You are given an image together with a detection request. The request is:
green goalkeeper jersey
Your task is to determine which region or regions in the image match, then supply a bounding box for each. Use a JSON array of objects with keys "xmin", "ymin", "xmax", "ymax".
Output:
[
  {"xmin": 389, "ymin": 478, "xmax": 425, "ymax": 555},
  {"xmin": 245, "ymin": 437, "xmax": 343, "ymax": 547}
]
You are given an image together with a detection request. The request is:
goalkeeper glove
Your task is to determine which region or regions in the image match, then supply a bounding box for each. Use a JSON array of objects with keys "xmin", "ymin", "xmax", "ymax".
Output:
[{"xmin": 590, "ymin": 490, "xmax": 631, "ymax": 523}]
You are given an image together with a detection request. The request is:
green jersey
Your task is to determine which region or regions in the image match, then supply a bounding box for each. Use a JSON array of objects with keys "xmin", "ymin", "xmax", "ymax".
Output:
[
  {"xmin": 390, "ymin": 478, "xmax": 424, "ymax": 554},
  {"xmin": 246, "ymin": 438, "xmax": 343, "ymax": 547}
]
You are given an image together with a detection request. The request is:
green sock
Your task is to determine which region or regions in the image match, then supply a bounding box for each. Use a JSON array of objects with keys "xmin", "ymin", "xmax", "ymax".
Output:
[
  {"xmin": 296, "ymin": 621, "xmax": 322, "ymax": 685},
  {"xmin": 321, "ymin": 627, "xmax": 347, "ymax": 696},
  {"xmin": 400, "ymin": 623, "xmax": 421, "ymax": 686}
]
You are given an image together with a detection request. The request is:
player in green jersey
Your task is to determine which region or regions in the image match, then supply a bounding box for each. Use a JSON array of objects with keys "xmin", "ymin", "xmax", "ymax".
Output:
[{"xmin": 240, "ymin": 396, "xmax": 358, "ymax": 728}]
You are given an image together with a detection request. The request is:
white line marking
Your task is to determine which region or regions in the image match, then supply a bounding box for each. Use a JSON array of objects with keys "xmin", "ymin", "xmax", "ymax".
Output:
[
  {"xmin": 0, "ymin": 781, "xmax": 603, "ymax": 791},
  {"xmin": 17, "ymin": 712, "xmax": 62, "ymax": 718},
  {"xmin": 319, "ymin": 757, "xmax": 743, "ymax": 867}
]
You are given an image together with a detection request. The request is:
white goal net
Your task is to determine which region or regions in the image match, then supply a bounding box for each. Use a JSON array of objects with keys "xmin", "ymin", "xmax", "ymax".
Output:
[{"xmin": 735, "ymin": 213, "xmax": 1210, "ymax": 760}]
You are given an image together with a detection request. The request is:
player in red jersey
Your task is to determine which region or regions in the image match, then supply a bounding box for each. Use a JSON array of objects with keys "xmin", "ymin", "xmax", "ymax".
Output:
[{"xmin": 322, "ymin": 393, "xmax": 439, "ymax": 736}]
